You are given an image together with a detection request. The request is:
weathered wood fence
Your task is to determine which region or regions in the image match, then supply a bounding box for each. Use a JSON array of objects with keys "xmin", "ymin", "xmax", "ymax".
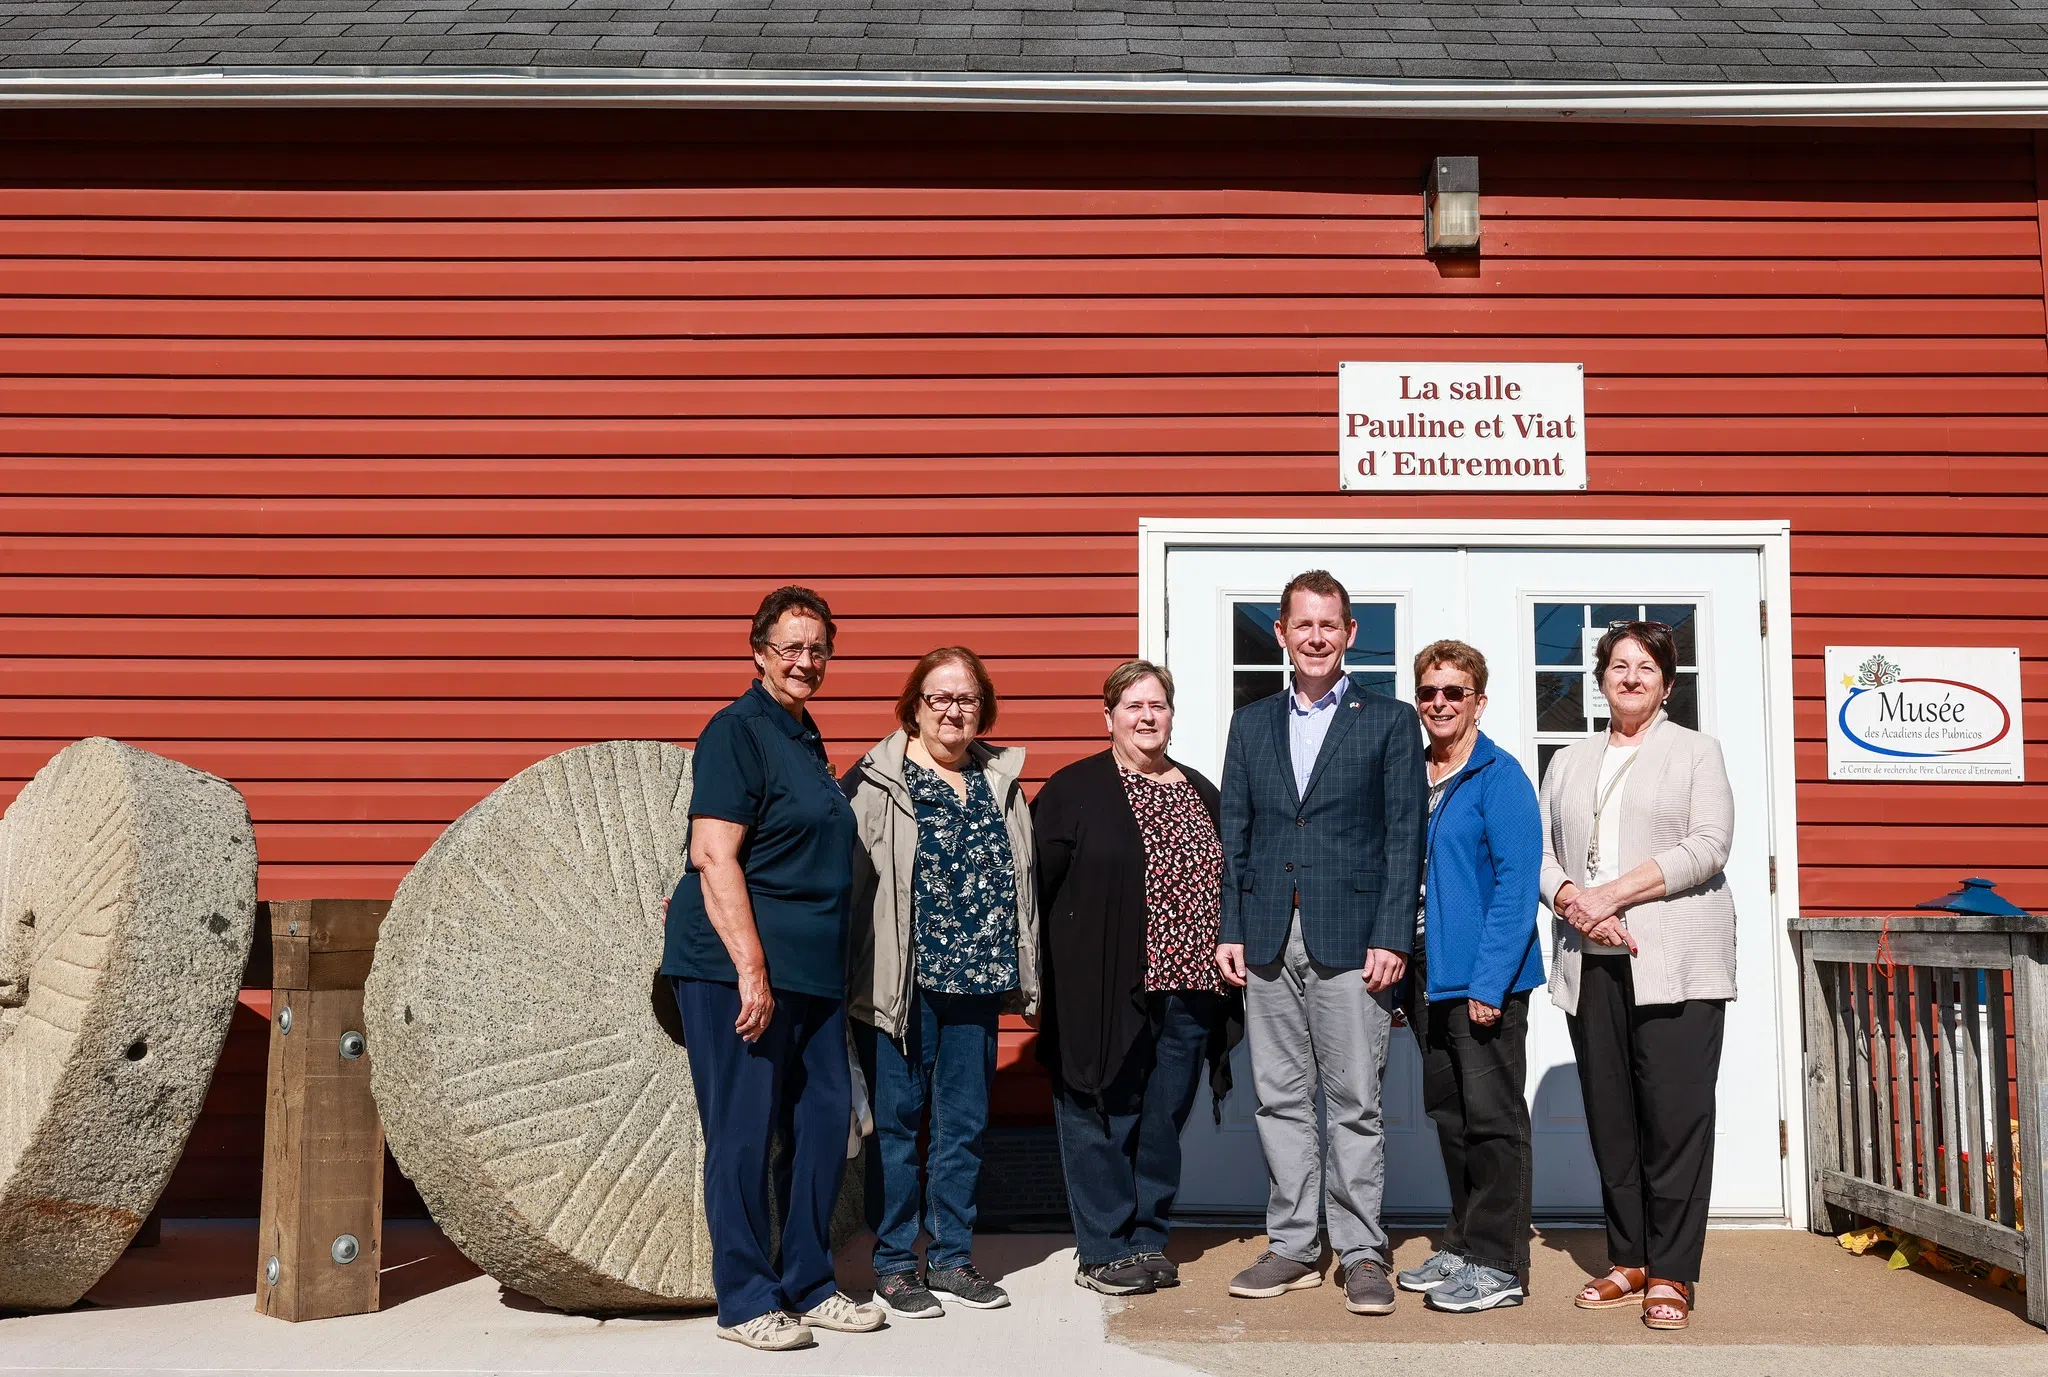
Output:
[{"xmin": 1792, "ymin": 915, "xmax": 2048, "ymax": 1328}]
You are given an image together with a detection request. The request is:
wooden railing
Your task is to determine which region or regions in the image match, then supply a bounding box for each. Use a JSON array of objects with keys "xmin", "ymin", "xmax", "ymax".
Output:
[{"xmin": 1791, "ymin": 914, "xmax": 2048, "ymax": 1328}]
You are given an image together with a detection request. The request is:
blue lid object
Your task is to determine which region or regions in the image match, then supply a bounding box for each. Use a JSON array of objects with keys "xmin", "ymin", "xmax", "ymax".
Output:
[{"xmin": 1915, "ymin": 877, "xmax": 2031, "ymax": 916}]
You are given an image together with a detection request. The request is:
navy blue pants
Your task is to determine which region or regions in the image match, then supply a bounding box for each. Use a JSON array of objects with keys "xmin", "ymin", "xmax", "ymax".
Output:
[
  {"xmin": 671, "ymin": 977, "xmax": 850, "ymax": 1328},
  {"xmin": 855, "ymin": 986, "xmax": 1001, "ymax": 1277},
  {"xmin": 1052, "ymin": 992, "xmax": 1221, "ymax": 1266}
]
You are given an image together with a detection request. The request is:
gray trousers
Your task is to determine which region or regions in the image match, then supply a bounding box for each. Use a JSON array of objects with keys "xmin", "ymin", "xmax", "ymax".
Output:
[{"xmin": 1245, "ymin": 913, "xmax": 1396, "ymax": 1269}]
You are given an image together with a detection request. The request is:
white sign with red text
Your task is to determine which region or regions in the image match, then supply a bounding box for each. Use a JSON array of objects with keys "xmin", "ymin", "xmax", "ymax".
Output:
[{"xmin": 1338, "ymin": 362, "xmax": 1587, "ymax": 491}]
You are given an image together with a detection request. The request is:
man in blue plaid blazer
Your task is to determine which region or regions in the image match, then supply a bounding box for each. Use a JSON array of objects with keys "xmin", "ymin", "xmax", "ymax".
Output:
[{"xmin": 1214, "ymin": 570, "xmax": 1426, "ymax": 1315}]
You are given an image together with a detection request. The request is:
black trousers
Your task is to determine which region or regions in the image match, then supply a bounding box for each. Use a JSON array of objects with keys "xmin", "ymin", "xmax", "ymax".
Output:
[
  {"xmin": 1408, "ymin": 978, "xmax": 1533, "ymax": 1275},
  {"xmin": 1566, "ymin": 955, "xmax": 1725, "ymax": 1284}
]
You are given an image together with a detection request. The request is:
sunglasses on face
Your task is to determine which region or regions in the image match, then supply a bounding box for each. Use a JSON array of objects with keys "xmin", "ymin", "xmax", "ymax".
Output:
[{"xmin": 1414, "ymin": 685, "xmax": 1477, "ymax": 704}]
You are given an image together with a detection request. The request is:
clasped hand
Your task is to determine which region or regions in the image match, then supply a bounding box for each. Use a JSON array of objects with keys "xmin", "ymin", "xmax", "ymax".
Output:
[
  {"xmin": 1554, "ymin": 881, "xmax": 1637, "ymax": 954},
  {"xmin": 1214, "ymin": 942, "xmax": 1406, "ymax": 994}
]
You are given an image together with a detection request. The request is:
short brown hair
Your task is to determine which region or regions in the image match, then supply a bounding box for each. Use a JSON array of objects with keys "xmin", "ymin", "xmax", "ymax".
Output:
[
  {"xmin": 749, "ymin": 585, "xmax": 836, "ymax": 652},
  {"xmin": 1278, "ymin": 569, "xmax": 1352, "ymax": 626},
  {"xmin": 1102, "ymin": 659, "xmax": 1175, "ymax": 711},
  {"xmin": 896, "ymin": 646, "xmax": 999, "ymax": 733},
  {"xmin": 1594, "ymin": 620, "xmax": 1678, "ymax": 685},
  {"xmin": 1414, "ymin": 639, "xmax": 1489, "ymax": 696}
]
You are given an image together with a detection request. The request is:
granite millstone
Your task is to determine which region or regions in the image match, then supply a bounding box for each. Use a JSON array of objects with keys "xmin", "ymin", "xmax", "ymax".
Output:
[
  {"xmin": 368, "ymin": 740, "xmax": 864, "ymax": 1313},
  {"xmin": 0, "ymin": 738, "xmax": 258, "ymax": 1310},
  {"xmin": 367, "ymin": 742, "xmax": 688, "ymax": 1311}
]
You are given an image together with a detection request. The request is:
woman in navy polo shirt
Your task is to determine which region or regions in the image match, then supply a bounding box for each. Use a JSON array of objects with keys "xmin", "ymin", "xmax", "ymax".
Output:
[{"xmin": 662, "ymin": 585, "xmax": 883, "ymax": 1353}]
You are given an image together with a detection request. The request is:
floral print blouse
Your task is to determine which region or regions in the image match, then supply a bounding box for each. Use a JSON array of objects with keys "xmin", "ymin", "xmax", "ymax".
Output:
[
  {"xmin": 1119, "ymin": 766, "xmax": 1226, "ymax": 995},
  {"xmin": 905, "ymin": 757, "xmax": 1020, "ymax": 996}
]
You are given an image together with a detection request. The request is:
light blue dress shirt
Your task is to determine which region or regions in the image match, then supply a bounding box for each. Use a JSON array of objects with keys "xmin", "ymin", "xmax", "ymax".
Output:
[{"xmin": 1286, "ymin": 673, "xmax": 1349, "ymax": 797}]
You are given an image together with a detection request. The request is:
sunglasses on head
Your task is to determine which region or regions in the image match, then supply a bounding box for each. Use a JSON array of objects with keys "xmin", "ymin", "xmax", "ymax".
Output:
[{"xmin": 1414, "ymin": 685, "xmax": 1477, "ymax": 704}]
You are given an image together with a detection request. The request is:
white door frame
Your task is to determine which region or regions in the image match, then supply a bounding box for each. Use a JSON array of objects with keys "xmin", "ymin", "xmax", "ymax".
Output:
[{"xmin": 1138, "ymin": 517, "xmax": 1806, "ymax": 1228}]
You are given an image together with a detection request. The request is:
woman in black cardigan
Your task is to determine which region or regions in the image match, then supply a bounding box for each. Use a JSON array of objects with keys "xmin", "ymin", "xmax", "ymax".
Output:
[{"xmin": 1034, "ymin": 659, "xmax": 1239, "ymax": 1298}]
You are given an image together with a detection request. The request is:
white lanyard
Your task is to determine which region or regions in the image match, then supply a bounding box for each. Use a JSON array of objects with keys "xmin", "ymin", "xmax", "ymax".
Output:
[{"xmin": 1585, "ymin": 750, "xmax": 1640, "ymax": 877}]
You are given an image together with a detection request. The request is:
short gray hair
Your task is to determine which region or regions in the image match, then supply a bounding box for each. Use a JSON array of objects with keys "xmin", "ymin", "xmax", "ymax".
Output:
[{"xmin": 1102, "ymin": 659, "xmax": 1175, "ymax": 711}]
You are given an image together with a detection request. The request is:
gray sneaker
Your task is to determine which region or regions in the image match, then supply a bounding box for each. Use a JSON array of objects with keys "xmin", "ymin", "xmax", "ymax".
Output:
[
  {"xmin": 1424, "ymin": 1263, "xmax": 1525, "ymax": 1313},
  {"xmin": 1077, "ymin": 1257, "xmax": 1157, "ymax": 1295},
  {"xmin": 927, "ymin": 1263, "xmax": 1010, "ymax": 1310},
  {"xmin": 1229, "ymin": 1249, "xmax": 1323, "ymax": 1298},
  {"xmin": 1341, "ymin": 1258, "xmax": 1396, "ymax": 1315},
  {"xmin": 1396, "ymin": 1249, "xmax": 1465, "ymax": 1293}
]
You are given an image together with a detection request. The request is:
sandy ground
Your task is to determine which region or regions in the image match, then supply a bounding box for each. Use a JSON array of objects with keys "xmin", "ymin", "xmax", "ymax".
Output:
[{"xmin": 1105, "ymin": 1226, "xmax": 2037, "ymax": 1346}]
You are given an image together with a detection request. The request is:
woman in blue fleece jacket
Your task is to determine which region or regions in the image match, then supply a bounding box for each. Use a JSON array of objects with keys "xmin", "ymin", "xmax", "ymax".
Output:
[{"xmin": 1394, "ymin": 639, "xmax": 1544, "ymax": 1315}]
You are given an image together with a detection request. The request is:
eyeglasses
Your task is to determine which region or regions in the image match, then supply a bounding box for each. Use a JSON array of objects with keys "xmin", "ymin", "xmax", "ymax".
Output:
[
  {"xmin": 762, "ymin": 640, "xmax": 832, "ymax": 664},
  {"xmin": 920, "ymin": 692, "xmax": 983, "ymax": 714},
  {"xmin": 1414, "ymin": 685, "xmax": 1477, "ymax": 704}
]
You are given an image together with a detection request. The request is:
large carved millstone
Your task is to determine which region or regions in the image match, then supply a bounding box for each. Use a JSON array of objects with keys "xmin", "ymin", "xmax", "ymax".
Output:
[
  {"xmin": 0, "ymin": 738, "xmax": 258, "ymax": 1310},
  {"xmin": 366, "ymin": 740, "xmax": 864, "ymax": 1314}
]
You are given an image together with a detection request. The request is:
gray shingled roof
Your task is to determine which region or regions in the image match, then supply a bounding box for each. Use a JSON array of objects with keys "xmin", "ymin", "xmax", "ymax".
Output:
[{"xmin": 4, "ymin": 0, "xmax": 2047, "ymax": 81}]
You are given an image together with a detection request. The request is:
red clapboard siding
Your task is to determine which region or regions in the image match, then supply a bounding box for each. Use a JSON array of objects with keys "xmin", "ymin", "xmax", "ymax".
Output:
[{"xmin": 2, "ymin": 106, "xmax": 2043, "ymax": 1210}]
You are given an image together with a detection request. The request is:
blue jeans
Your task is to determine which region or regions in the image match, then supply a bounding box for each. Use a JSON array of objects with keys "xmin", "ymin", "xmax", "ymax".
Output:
[
  {"xmin": 854, "ymin": 986, "xmax": 1001, "ymax": 1276},
  {"xmin": 671, "ymin": 977, "xmax": 849, "ymax": 1328},
  {"xmin": 1052, "ymin": 992, "xmax": 1220, "ymax": 1266}
]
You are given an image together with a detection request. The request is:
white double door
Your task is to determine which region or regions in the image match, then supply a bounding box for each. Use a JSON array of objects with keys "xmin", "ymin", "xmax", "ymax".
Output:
[{"xmin": 1164, "ymin": 542, "xmax": 1785, "ymax": 1223}]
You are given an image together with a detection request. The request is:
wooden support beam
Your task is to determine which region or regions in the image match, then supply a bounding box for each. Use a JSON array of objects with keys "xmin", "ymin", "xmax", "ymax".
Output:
[
  {"xmin": 1819, "ymin": 1170, "xmax": 2026, "ymax": 1274},
  {"xmin": 1798, "ymin": 940, "xmax": 1850, "ymax": 1233},
  {"xmin": 2011, "ymin": 932, "xmax": 2048, "ymax": 1329},
  {"xmin": 255, "ymin": 899, "xmax": 389, "ymax": 1324}
]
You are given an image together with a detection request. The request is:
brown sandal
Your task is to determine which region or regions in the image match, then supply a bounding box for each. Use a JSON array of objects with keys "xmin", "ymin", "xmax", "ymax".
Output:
[
  {"xmin": 1574, "ymin": 1265, "xmax": 1647, "ymax": 1310},
  {"xmin": 1641, "ymin": 1278, "xmax": 1693, "ymax": 1331}
]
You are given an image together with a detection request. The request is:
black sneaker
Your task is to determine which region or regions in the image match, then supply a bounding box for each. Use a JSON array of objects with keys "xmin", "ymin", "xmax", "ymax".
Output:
[
  {"xmin": 926, "ymin": 1263, "xmax": 1010, "ymax": 1310},
  {"xmin": 872, "ymin": 1270, "xmax": 943, "ymax": 1320},
  {"xmin": 1076, "ymin": 1257, "xmax": 1157, "ymax": 1296},
  {"xmin": 1134, "ymin": 1252, "xmax": 1180, "ymax": 1288}
]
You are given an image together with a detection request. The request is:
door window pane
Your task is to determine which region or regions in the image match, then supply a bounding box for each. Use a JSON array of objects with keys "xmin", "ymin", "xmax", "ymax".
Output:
[
  {"xmin": 1233, "ymin": 670, "xmax": 1284, "ymax": 711},
  {"xmin": 1348, "ymin": 671, "xmax": 1397, "ymax": 700},
  {"xmin": 1233, "ymin": 599, "xmax": 1398, "ymax": 711},
  {"xmin": 1536, "ymin": 672, "xmax": 1585, "ymax": 733},
  {"xmin": 1665, "ymin": 671, "xmax": 1700, "ymax": 731},
  {"xmin": 1646, "ymin": 604, "xmax": 1698, "ymax": 666},
  {"xmin": 1534, "ymin": 602, "xmax": 1585, "ymax": 667},
  {"xmin": 1533, "ymin": 599, "xmax": 1703, "ymax": 781},
  {"xmin": 1232, "ymin": 602, "xmax": 1284, "ymax": 666},
  {"xmin": 1352, "ymin": 604, "xmax": 1397, "ymax": 667}
]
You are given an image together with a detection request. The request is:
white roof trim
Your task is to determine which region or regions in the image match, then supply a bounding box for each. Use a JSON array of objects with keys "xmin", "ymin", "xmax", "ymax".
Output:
[{"xmin": 2, "ymin": 69, "xmax": 2047, "ymax": 124}]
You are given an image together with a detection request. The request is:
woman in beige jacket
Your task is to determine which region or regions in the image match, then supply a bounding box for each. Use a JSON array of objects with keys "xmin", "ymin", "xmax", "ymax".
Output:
[
  {"xmin": 842, "ymin": 647, "xmax": 1038, "ymax": 1320},
  {"xmin": 1538, "ymin": 621, "xmax": 1734, "ymax": 1333}
]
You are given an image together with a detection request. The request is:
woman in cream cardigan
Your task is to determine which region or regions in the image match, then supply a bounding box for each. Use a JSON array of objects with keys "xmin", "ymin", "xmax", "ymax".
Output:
[{"xmin": 1538, "ymin": 620, "xmax": 1734, "ymax": 1334}]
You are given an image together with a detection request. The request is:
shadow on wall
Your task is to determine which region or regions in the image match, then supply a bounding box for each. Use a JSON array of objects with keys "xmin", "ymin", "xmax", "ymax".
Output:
[{"xmin": 1534, "ymin": 1061, "xmax": 1586, "ymax": 1130}]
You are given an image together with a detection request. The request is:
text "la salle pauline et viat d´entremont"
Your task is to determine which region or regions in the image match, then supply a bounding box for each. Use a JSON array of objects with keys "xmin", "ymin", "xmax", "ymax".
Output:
[{"xmin": 1345, "ymin": 372, "xmax": 1576, "ymax": 480}]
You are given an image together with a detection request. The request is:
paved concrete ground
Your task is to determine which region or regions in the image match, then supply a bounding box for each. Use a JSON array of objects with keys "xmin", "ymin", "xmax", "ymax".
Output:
[
  {"xmin": 0, "ymin": 1220, "xmax": 2039, "ymax": 1377},
  {"xmin": 3, "ymin": 1223, "xmax": 1183, "ymax": 1377}
]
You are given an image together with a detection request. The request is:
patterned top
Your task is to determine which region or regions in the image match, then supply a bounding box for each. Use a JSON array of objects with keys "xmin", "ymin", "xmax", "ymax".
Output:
[
  {"xmin": 1120, "ymin": 766, "xmax": 1227, "ymax": 995},
  {"xmin": 905, "ymin": 757, "xmax": 1020, "ymax": 995}
]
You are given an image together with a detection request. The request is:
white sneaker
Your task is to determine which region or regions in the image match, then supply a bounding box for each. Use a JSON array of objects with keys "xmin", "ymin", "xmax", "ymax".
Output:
[
  {"xmin": 802, "ymin": 1290, "xmax": 886, "ymax": 1333},
  {"xmin": 718, "ymin": 1311, "xmax": 816, "ymax": 1351}
]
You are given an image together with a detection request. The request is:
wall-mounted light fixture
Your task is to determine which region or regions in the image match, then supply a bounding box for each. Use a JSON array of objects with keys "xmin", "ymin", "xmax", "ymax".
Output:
[{"xmin": 1424, "ymin": 155, "xmax": 1480, "ymax": 254}]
